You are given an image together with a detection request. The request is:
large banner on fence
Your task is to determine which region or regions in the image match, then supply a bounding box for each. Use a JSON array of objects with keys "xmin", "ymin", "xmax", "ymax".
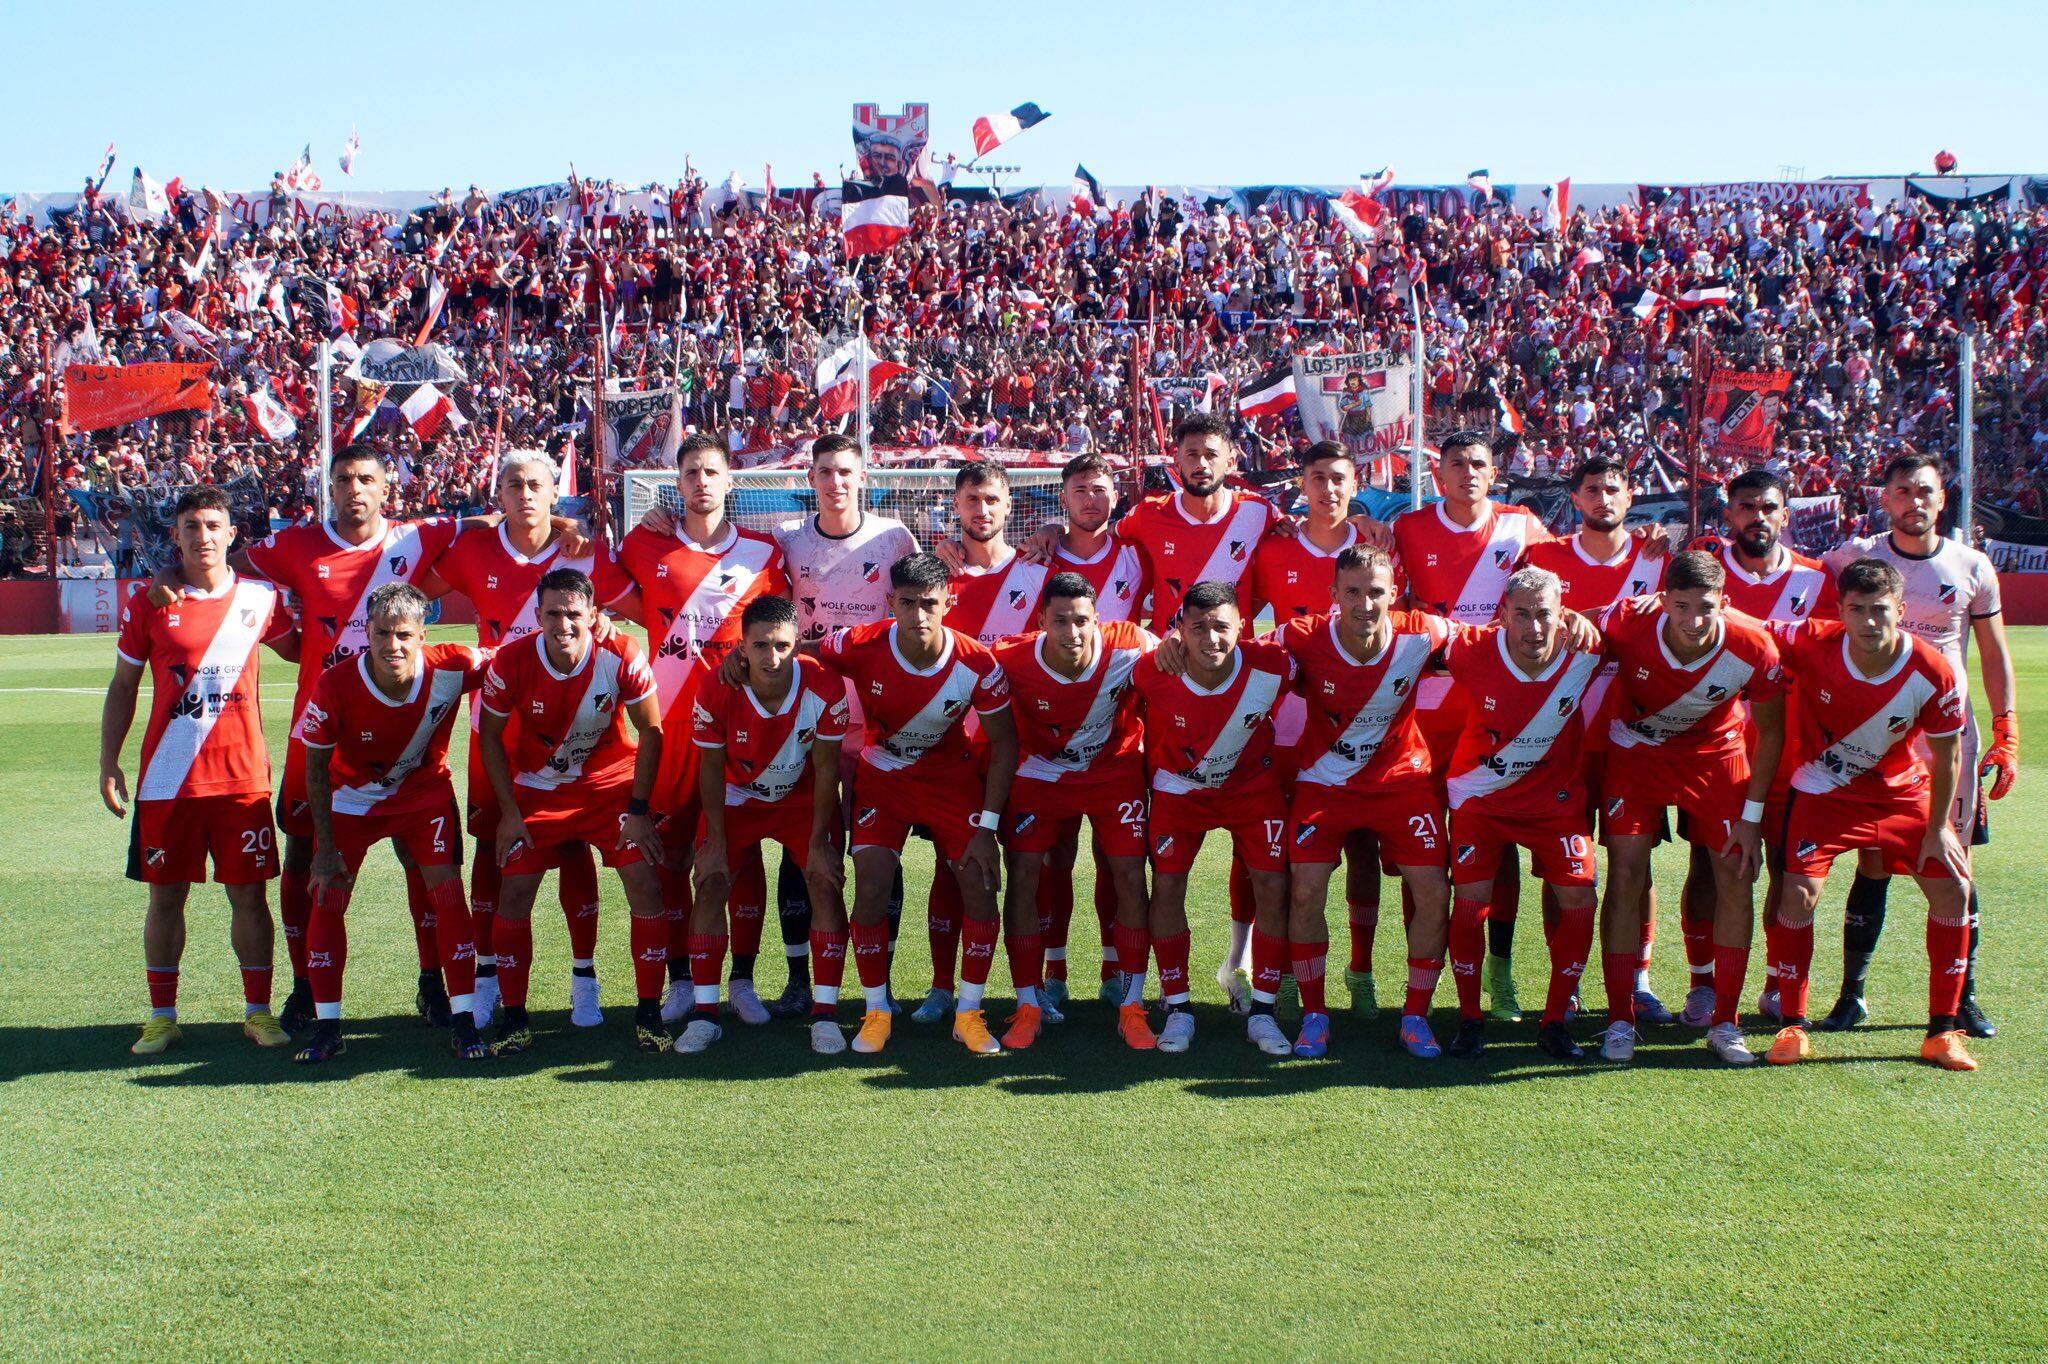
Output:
[
  {"xmin": 343, "ymin": 340, "xmax": 467, "ymax": 386},
  {"xmin": 1988, "ymin": 539, "xmax": 2048, "ymax": 573},
  {"xmin": 853, "ymin": 103, "xmax": 928, "ymax": 181},
  {"xmin": 593, "ymin": 387, "xmax": 677, "ymax": 471},
  {"xmin": 60, "ymin": 363, "xmax": 214, "ymax": 434},
  {"xmin": 1788, "ymin": 494, "xmax": 1843, "ymax": 552},
  {"xmin": 1698, "ymin": 367, "xmax": 1791, "ymax": 461},
  {"xmin": 1292, "ymin": 351, "xmax": 1414, "ymax": 462},
  {"xmin": 66, "ymin": 474, "xmax": 272, "ymax": 577},
  {"xmin": 1640, "ymin": 181, "xmax": 1871, "ymax": 210}
]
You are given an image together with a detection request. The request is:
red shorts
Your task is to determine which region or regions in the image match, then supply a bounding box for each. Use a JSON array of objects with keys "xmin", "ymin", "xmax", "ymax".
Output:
[
  {"xmin": 1148, "ymin": 782, "xmax": 1287, "ymax": 875},
  {"xmin": 129, "ymin": 793, "xmax": 278, "ymax": 885},
  {"xmin": 850, "ymin": 760, "xmax": 983, "ymax": 863},
  {"xmin": 276, "ymin": 738, "xmax": 312, "ymax": 839},
  {"xmin": 1601, "ymin": 745, "xmax": 1750, "ymax": 845},
  {"xmin": 332, "ymin": 794, "xmax": 464, "ymax": 871},
  {"xmin": 502, "ymin": 780, "xmax": 642, "ymax": 874},
  {"xmin": 1004, "ymin": 773, "xmax": 1148, "ymax": 857},
  {"xmin": 698, "ymin": 798, "xmax": 817, "ymax": 869},
  {"xmin": 464, "ymin": 738, "xmax": 498, "ymax": 837},
  {"xmin": 1288, "ymin": 776, "xmax": 1447, "ymax": 867},
  {"xmin": 1450, "ymin": 803, "xmax": 1595, "ymax": 890},
  {"xmin": 1782, "ymin": 787, "xmax": 1955, "ymax": 881}
]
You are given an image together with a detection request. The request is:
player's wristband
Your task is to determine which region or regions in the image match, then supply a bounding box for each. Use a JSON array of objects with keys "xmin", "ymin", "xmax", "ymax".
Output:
[
  {"xmin": 626, "ymin": 797, "xmax": 650, "ymax": 817},
  {"xmin": 969, "ymin": 809, "xmax": 1000, "ymax": 832},
  {"xmin": 1741, "ymin": 800, "xmax": 1766, "ymax": 824}
]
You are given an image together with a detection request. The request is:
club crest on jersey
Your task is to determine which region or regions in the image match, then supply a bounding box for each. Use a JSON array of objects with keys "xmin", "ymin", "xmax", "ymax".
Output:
[
  {"xmin": 941, "ymin": 698, "xmax": 968, "ymax": 717},
  {"xmin": 1493, "ymin": 549, "xmax": 1513, "ymax": 568},
  {"xmin": 1112, "ymin": 579, "xmax": 1130, "ymax": 597},
  {"xmin": 862, "ymin": 562, "xmax": 881, "ymax": 584},
  {"xmin": 1790, "ymin": 595, "xmax": 1809, "ymax": 616},
  {"xmin": 1556, "ymin": 695, "xmax": 1576, "ymax": 716},
  {"xmin": 389, "ymin": 555, "xmax": 409, "ymax": 577},
  {"xmin": 1008, "ymin": 589, "xmax": 1028, "ymax": 609},
  {"xmin": 591, "ymin": 691, "xmax": 614, "ymax": 713},
  {"xmin": 1886, "ymin": 713, "xmax": 1909, "ymax": 734},
  {"xmin": 1239, "ymin": 711, "xmax": 1261, "ymax": 730},
  {"xmin": 1938, "ymin": 583, "xmax": 1958, "ymax": 604},
  {"xmin": 796, "ymin": 726, "xmax": 815, "ymax": 745},
  {"xmin": 1705, "ymin": 685, "xmax": 1728, "ymax": 702},
  {"xmin": 1392, "ymin": 676, "xmax": 1411, "ymax": 696},
  {"xmin": 1228, "ymin": 540, "xmax": 1247, "ymax": 563}
]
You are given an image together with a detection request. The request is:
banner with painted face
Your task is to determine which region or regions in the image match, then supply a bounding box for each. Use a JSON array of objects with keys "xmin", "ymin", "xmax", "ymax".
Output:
[
  {"xmin": 1698, "ymin": 367, "xmax": 1791, "ymax": 460},
  {"xmin": 852, "ymin": 103, "xmax": 929, "ymax": 182},
  {"xmin": 1292, "ymin": 350, "xmax": 1415, "ymax": 463}
]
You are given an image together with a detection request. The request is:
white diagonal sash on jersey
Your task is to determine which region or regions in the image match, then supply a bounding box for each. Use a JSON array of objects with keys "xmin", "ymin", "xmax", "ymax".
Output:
[
  {"xmin": 1611, "ymin": 650, "xmax": 1758, "ymax": 750},
  {"xmin": 729, "ymin": 687, "xmax": 830, "ymax": 804},
  {"xmin": 970, "ymin": 559, "xmax": 1042, "ymax": 644},
  {"xmin": 1151, "ymin": 664, "xmax": 1283, "ymax": 796},
  {"xmin": 517, "ymin": 650, "xmax": 626, "ymax": 790},
  {"xmin": 139, "ymin": 581, "xmax": 274, "ymax": 801},
  {"xmin": 861, "ymin": 660, "xmax": 981, "ymax": 773},
  {"xmin": 1445, "ymin": 652, "xmax": 1601, "ymax": 808},
  {"xmin": 1791, "ymin": 672, "xmax": 1938, "ymax": 795},
  {"xmin": 323, "ymin": 523, "xmax": 431, "ymax": 672},
  {"xmin": 334, "ymin": 664, "xmax": 470, "ymax": 814},
  {"xmin": 649, "ymin": 535, "xmax": 776, "ymax": 707},
  {"xmin": 1182, "ymin": 502, "xmax": 1267, "ymax": 600},
  {"xmin": 1017, "ymin": 646, "xmax": 1142, "ymax": 781},
  {"xmin": 1297, "ymin": 634, "xmax": 1435, "ymax": 787}
]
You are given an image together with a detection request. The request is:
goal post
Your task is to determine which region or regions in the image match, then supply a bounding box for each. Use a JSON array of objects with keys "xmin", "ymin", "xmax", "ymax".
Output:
[{"xmin": 618, "ymin": 465, "xmax": 1067, "ymax": 544}]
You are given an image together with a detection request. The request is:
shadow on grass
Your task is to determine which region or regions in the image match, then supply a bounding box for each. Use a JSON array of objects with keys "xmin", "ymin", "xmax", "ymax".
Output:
[{"xmin": 0, "ymin": 1000, "xmax": 1946, "ymax": 1093}]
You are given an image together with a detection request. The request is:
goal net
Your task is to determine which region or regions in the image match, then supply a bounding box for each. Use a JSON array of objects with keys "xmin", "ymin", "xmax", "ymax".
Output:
[{"xmin": 619, "ymin": 464, "xmax": 1067, "ymax": 544}]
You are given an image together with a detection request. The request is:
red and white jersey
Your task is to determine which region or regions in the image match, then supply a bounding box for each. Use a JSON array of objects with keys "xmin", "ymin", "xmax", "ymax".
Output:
[
  {"xmin": 299, "ymin": 644, "xmax": 485, "ymax": 815},
  {"xmin": 1281, "ymin": 610, "xmax": 1449, "ymax": 789},
  {"xmin": 1824, "ymin": 533, "xmax": 2000, "ymax": 679},
  {"xmin": 617, "ymin": 520, "xmax": 790, "ymax": 798},
  {"xmin": 1441, "ymin": 627, "xmax": 1604, "ymax": 814},
  {"xmin": 430, "ymin": 524, "xmax": 633, "ymax": 654},
  {"xmin": 480, "ymin": 631, "xmax": 657, "ymax": 793},
  {"xmin": 1597, "ymin": 599, "xmax": 1783, "ymax": 758},
  {"xmin": 948, "ymin": 547, "xmax": 1048, "ymax": 646},
  {"xmin": 1773, "ymin": 620, "xmax": 1965, "ymax": 798},
  {"xmin": 1050, "ymin": 537, "xmax": 1150, "ymax": 625},
  {"xmin": 1251, "ymin": 524, "xmax": 1359, "ymax": 626},
  {"xmin": 116, "ymin": 575, "xmax": 292, "ymax": 801},
  {"xmin": 993, "ymin": 620, "xmax": 1155, "ymax": 784},
  {"xmin": 1517, "ymin": 533, "xmax": 1660, "ymax": 612},
  {"xmin": 1116, "ymin": 489, "xmax": 1278, "ymax": 632},
  {"xmin": 819, "ymin": 621, "xmax": 1010, "ymax": 775},
  {"xmin": 1134, "ymin": 637, "xmax": 1296, "ymax": 796},
  {"xmin": 691, "ymin": 660, "xmax": 848, "ymax": 807},
  {"xmin": 244, "ymin": 517, "xmax": 461, "ymax": 724},
  {"xmin": 1688, "ymin": 537, "xmax": 1838, "ymax": 624},
  {"xmin": 1393, "ymin": 500, "xmax": 1552, "ymax": 711}
]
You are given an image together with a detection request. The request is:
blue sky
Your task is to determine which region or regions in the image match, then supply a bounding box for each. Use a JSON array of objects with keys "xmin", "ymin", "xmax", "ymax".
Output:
[{"xmin": 4, "ymin": 0, "xmax": 2039, "ymax": 193}]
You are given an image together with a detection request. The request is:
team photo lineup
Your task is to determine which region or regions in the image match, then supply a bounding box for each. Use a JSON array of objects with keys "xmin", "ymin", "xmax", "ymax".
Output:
[{"xmin": 101, "ymin": 413, "xmax": 2018, "ymax": 1073}]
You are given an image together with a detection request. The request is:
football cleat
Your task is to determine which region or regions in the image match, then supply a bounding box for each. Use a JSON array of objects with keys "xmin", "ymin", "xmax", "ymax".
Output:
[
  {"xmin": 1042, "ymin": 976, "xmax": 1070, "ymax": 1010},
  {"xmin": 1097, "ymin": 976, "xmax": 1123, "ymax": 1007},
  {"xmin": 569, "ymin": 975, "xmax": 604, "ymax": 1028},
  {"xmin": 243, "ymin": 1010, "xmax": 291, "ymax": 1048},
  {"xmin": 1705, "ymin": 1021, "xmax": 1756, "ymax": 1066},
  {"xmin": 492, "ymin": 1012, "xmax": 535, "ymax": 1056},
  {"xmin": 809, "ymin": 1018, "xmax": 848, "ymax": 1055},
  {"xmin": 1156, "ymin": 1010, "xmax": 1196, "ymax": 1053},
  {"xmin": 1038, "ymin": 994, "xmax": 1066, "ymax": 1026},
  {"xmin": 1345, "ymin": 969, "xmax": 1379, "ymax": 1021},
  {"xmin": 953, "ymin": 1009, "xmax": 1001, "ymax": 1055},
  {"xmin": 1216, "ymin": 964, "xmax": 1252, "ymax": 1016},
  {"xmin": 1292, "ymin": 1012, "xmax": 1331, "ymax": 1059},
  {"xmin": 675, "ymin": 1018, "xmax": 722, "ymax": 1054},
  {"xmin": 415, "ymin": 974, "xmax": 452, "ymax": 1028},
  {"xmin": 851, "ymin": 1010, "xmax": 893, "ymax": 1055},
  {"xmin": 1919, "ymin": 1030, "xmax": 1979, "ymax": 1072},
  {"xmin": 277, "ymin": 979, "xmax": 315, "ymax": 1034},
  {"xmin": 1815, "ymin": 994, "xmax": 1869, "ymax": 1033},
  {"xmin": 1117, "ymin": 1002, "xmax": 1157, "ymax": 1050},
  {"xmin": 1000, "ymin": 1004, "xmax": 1043, "ymax": 1051},
  {"xmin": 1756, "ymin": 985, "xmax": 1783, "ymax": 1026},
  {"xmin": 1398, "ymin": 1014, "xmax": 1441, "ymax": 1059},
  {"xmin": 767, "ymin": 976, "xmax": 814, "ymax": 1020},
  {"xmin": 292, "ymin": 1021, "xmax": 346, "ymax": 1065},
  {"xmin": 1765, "ymin": 1025, "xmax": 1811, "ymax": 1065},
  {"xmin": 1247, "ymin": 1013, "xmax": 1291, "ymax": 1056},
  {"xmin": 909, "ymin": 987, "xmax": 955, "ymax": 1024},
  {"xmin": 658, "ymin": 980, "xmax": 693, "ymax": 1024},
  {"xmin": 1633, "ymin": 988, "xmax": 1675, "ymax": 1027},
  {"xmin": 1447, "ymin": 1018, "xmax": 1487, "ymax": 1058},
  {"xmin": 635, "ymin": 1023, "xmax": 673, "ymax": 1054},
  {"xmin": 1958, "ymin": 997, "xmax": 1997, "ymax": 1039},
  {"xmin": 1679, "ymin": 984, "xmax": 1717, "ymax": 1029},
  {"xmin": 449, "ymin": 1016, "xmax": 491, "ymax": 1061},
  {"xmin": 728, "ymin": 979, "xmax": 771, "ymax": 1026},
  {"xmin": 1536, "ymin": 1021, "xmax": 1584, "ymax": 1061},
  {"xmin": 470, "ymin": 973, "xmax": 501, "ymax": 1028},
  {"xmin": 1599, "ymin": 1020, "xmax": 1640, "ymax": 1063},
  {"xmin": 131, "ymin": 1016, "xmax": 182, "ymax": 1056},
  {"xmin": 1484, "ymin": 957, "xmax": 1521, "ymax": 1022}
]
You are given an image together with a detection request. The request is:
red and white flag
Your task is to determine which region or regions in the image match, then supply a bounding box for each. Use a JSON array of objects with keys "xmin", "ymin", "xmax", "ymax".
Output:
[
  {"xmin": 1072, "ymin": 164, "xmax": 1105, "ymax": 218},
  {"xmin": 1571, "ymin": 246, "xmax": 1604, "ymax": 271},
  {"xmin": 1632, "ymin": 289, "xmax": 1671, "ymax": 320},
  {"xmin": 815, "ymin": 337, "xmax": 910, "ymax": 420},
  {"xmin": 400, "ymin": 382, "xmax": 465, "ymax": 438},
  {"xmin": 159, "ymin": 308, "xmax": 219, "ymax": 354},
  {"xmin": 339, "ymin": 126, "xmax": 360, "ymax": 176},
  {"xmin": 840, "ymin": 176, "xmax": 911, "ymax": 257},
  {"xmin": 414, "ymin": 275, "xmax": 448, "ymax": 344},
  {"xmin": 1674, "ymin": 284, "xmax": 1732, "ymax": 310},
  {"xmin": 1360, "ymin": 166, "xmax": 1394, "ymax": 197},
  {"xmin": 970, "ymin": 102, "xmax": 1049, "ymax": 158},
  {"xmin": 1465, "ymin": 169, "xmax": 1493, "ymax": 202},
  {"xmin": 1331, "ymin": 186, "xmax": 1385, "ymax": 241},
  {"xmin": 1490, "ymin": 379, "xmax": 1523, "ymax": 436},
  {"xmin": 1541, "ymin": 178, "xmax": 1571, "ymax": 231},
  {"xmin": 284, "ymin": 145, "xmax": 321, "ymax": 193},
  {"xmin": 1236, "ymin": 362, "xmax": 1297, "ymax": 419},
  {"xmin": 242, "ymin": 384, "xmax": 298, "ymax": 442}
]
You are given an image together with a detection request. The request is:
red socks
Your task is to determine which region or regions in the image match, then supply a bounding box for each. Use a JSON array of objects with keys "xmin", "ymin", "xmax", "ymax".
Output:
[
  {"xmin": 1290, "ymin": 941, "xmax": 1328, "ymax": 1014},
  {"xmin": 687, "ymin": 931, "xmax": 727, "ymax": 1014},
  {"xmin": 659, "ymin": 861, "xmax": 694, "ymax": 966},
  {"xmin": 1603, "ymin": 949, "xmax": 1637, "ymax": 1026},
  {"xmin": 850, "ymin": 919, "xmax": 891, "ymax": 991},
  {"xmin": 146, "ymin": 966, "xmax": 179, "ymax": 1012},
  {"xmin": 1773, "ymin": 920, "xmax": 1815, "ymax": 1022},
  {"xmin": 729, "ymin": 847, "xmax": 766, "ymax": 958},
  {"xmin": 496, "ymin": 916, "xmax": 534, "ymax": 1008},
  {"xmin": 1094, "ymin": 866, "xmax": 1118, "ymax": 981},
  {"xmin": 241, "ymin": 964, "xmax": 273, "ymax": 1011},
  {"xmin": 1543, "ymin": 906, "xmax": 1595, "ymax": 1026},
  {"xmin": 402, "ymin": 865, "xmax": 440, "ymax": 973},
  {"xmin": 1403, "ymin": 956, "xmax": 1442, "ymax": 1018},
  {"xmin": 1112, "ymin": 922, "xmax": 1149, "ymax": 1003},
  {"xmin": 1711, "ymin": 943, "xmax": 1749, "ymax": 1026},
  {"xmin": 629, "ymin": 913, "xmax": 668, "ymax": 1003},
  {"xmin": 428, "ymin": 879, "xmax": 476, "ymax": 999},
  {"xmin": 1682, "ymin": 913, "xmax": 1714, "ymax": 984},
  {"xmin": 308, "ymin": 888, "xmax": 350, "ymax": 1008},
  {"xmin": 1448, "ymin": 897, "xmax": 1490, "ymax": 1019},
  {"xmin": 469, "ymin": 846, "xmax": 499, "ymax": 957},
  {"xmin": 1154, "ymin": 930, "xmax": 1192, "ymax": 1004},
  {"xmin": 810, "ymin": 929, "xmax": 847, "ymax": 1012},
  {"xmin": 1006, "ymin": 929, "xmax": 1044, "ymax": 996},
  {"xmin": 927, "ymin": 864, "xmax": 962, "ymax": 992},
  {"xmin": 560, "ymin": 845, "xmax": 601, "ymax": 961},
  {"xmin": 1346, "ymin": 900, "xmax": 1377, "ymax": 974},
  {"xmin": 279, "ymin": 869, "xmax": 312, "ymax": 978},
  {"xmin": 960, "ymin": 915, "xmax": 999, "ymax": 989},
  {"xmin": 1037, "ymin": 863, "xmax": 1073, "ymax": 981},
  {"xmin": 1927, "ymin": 915, "xmax": 1969, "ymax": 1019},
  {"xmin": 1249, "ymin": 928, "xmax": 1287, "ymax": 1004}
]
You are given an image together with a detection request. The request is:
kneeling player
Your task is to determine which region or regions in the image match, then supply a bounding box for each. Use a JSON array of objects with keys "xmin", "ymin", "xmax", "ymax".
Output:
[
  {"xmin": 1279, "ymin": 546, "xmax": 1455, "ymax": 1059},
  {"xmin": 1766, "ymin": 559, "xmax": 1980, "ymax": 1071},
  {"xmin": 824, "ymin": 554, "xmax": 1018, "ymax": 1056},
  {"xmin": 299, "ymin": 584, "xmax": 489, "ymax": 1063},
  {"xmin": 1594, "ymin": 554, "xmax": 1784, "ymax": 1066},
  {"xmin": 993, "ymin": 574, "xmax": 1155, "ymax": 1050},
  {"xmin": 685, "ymin": 597, "xmax": 852, "ymax": 1056},
  {"xmin": 1442, "ymin": 567, "xmax": 1605, "ymax": 1060},
  {"xmin": 100, "ymin": 487, "xmax": 297, "ymax": 1054},
  {"xmin": 1136, "ymin": 582, "xmax": 1296, "ymax": 1056},
  {"xmin": 478, "ymin": 568, "xmax": 671, "ymax": 1054}
]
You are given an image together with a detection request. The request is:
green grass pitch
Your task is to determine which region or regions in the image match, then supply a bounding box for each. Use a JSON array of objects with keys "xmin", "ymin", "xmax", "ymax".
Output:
[{"xmin": 2, "ymin": 626, "xmax": 2044, "ymax": 1360}]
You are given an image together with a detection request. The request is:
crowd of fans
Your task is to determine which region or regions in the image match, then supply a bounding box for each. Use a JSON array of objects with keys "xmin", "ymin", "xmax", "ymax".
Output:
[{"xmin": 2, "ymin": 171, "xmax": 2045, "ymax": 574}]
